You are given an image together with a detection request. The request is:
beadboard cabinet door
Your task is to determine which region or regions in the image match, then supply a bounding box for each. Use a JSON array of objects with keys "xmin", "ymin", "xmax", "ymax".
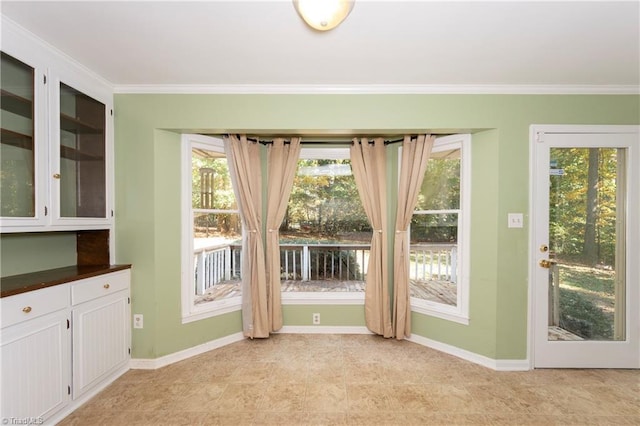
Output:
[
  {"xmin": 71, "ymin": 271, "xmax": 131, "ymax": 399},
  {"xmin": 0, "ymin": 308, "xmax": 71, "ymax": 422}
]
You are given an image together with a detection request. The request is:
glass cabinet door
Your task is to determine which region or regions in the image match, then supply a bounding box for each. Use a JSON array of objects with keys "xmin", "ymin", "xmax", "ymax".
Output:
[
  {"xmin": 58, "ymin": 83, "xmax": 106, "ymax": 218},
  {"xmin": 1, "ymin": 52, "xmax": 36, "ymax": 218}
]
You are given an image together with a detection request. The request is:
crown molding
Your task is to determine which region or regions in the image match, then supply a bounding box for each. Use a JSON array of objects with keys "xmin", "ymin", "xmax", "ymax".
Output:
[
  {"xmin": 4, "ymin": 16, "xmax": 637, "ymax": 96},
  {"xmin": 1, "ymin": 16, "xmax": 114, "ymax": 96},
  {"xmin": 113, "ymin": 84, "xmax": 640, "ymax": 95}
]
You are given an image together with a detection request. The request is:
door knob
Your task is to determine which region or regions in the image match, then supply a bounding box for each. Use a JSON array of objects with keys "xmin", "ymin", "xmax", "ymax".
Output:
[{"xmin": 539, "ymin": 259, "xmax": 557, "ymax": 268}]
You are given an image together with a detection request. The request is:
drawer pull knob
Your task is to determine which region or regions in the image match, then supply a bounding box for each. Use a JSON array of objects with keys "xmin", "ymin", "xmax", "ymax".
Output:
[
  {"xmin": 104, "ymin": 284, "xmax": 110, "ymax": 289},
  {"xmin": 22, "ymin": 306, "xmax": 32, "ymax": 313}
]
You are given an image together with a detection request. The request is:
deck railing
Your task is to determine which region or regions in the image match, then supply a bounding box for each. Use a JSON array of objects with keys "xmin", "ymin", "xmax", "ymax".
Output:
[
  {"xmin": 280, "ymin": 244, "xmax": 369, "ymax": 281},
  {"xmin": 409, "ymin": 243, "xmax": 457, "ymax": 283},
  {"xmin": 194, "ymin": 243, "xmax": 241, "ymax": 295},
  {"xmin": 195, "ymin": 242, "xmax": 457, "ymax": 295}
]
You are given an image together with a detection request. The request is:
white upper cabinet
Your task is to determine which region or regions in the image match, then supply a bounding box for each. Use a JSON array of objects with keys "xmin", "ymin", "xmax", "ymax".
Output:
[
  {"xmin": 50, "ymin": 75, "xmax": 112, "ymax": 226},
  {"xmin": 0, "ymin": 51, "xmax": 48, "ymax": 228},
  {"xmin": 0, "ymin": 17, "xmax": 114, "ymax": 232}
]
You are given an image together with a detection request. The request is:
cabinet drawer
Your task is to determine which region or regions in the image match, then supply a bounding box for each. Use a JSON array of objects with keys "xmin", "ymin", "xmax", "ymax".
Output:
[
  {"xmin": 1, "ymin": 284, "xmax": 70, "ymax": 328},
  {"xmin": 71, "ymin": 270, "xmax": 130, "ymax": 306}
]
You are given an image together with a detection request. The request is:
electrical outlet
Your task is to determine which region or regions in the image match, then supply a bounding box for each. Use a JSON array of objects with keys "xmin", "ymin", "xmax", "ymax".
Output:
[
  {"xmin": 133, "ymin": 314, "xmax": 144, "ymax": 329},
  {"xmin": 312, "ymin": 313, "xmax": 320, "ymax": 325}
]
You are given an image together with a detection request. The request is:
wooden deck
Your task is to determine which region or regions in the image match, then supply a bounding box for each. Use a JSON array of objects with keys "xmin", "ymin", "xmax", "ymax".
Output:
[
  {"xmin": 548, "ymin": 326, "xmax": 584, "ymax": 341},
  {"xmin": 195, "ymin": 278, "xmax": 457, "ymax": 306}
]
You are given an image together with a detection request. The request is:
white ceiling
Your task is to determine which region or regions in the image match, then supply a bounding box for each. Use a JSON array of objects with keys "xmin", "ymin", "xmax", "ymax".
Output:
[{"xmin": 1, "ymin": 1, "xmax": 639, "ymax": 92}]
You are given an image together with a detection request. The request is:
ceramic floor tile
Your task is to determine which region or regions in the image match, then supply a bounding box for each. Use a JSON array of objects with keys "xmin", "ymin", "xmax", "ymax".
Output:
[
  {"xmin": 258, "ymin": 382, "xmax": 307, "ymax": 412},
  {"xmin": 304, "ymin": 382, "xmax": 348, "ymax": 412},
  {"xmin": 344, "ymin": 362, "xmax": 387, "ymax": 384},
  {"xmin": 346, "ymin": 384, "xmax": 394, "ymax": 412},
  {"xmin": 214, "ymin": 383, "xmax": 267, "ymax": 411},
  {"xmin": 386, "ymin": 384, "xmax": 434, "ymax": 412},
  {"xmin": 159, "ymin": 383, "xmax": 227, "ymax": 412},
  {"xmin": 421, "ymin": 384, "xmax": 476, "ymax": 413},
  {"xmin": 227, "ymin": 361, "xmax": 274, "ymax": 383},
  {"xmin": 58, "ymin": 334, "xmax": 639, "ymax": 426},
  {"xmin": 307, "ymin": 360, "xmax": 345, "ymax": 384}
]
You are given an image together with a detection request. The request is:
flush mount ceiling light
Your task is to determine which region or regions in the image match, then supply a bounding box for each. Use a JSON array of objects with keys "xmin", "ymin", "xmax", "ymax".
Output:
[{"xmin": 293, "ymin": 0, "xmax": 355, "ymax": 31}]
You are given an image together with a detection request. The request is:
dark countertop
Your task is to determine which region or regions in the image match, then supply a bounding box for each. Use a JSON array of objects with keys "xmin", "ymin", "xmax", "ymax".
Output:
[{"xmin": 1, "ymin": 264, "xmax": 132, "ymax": 298}]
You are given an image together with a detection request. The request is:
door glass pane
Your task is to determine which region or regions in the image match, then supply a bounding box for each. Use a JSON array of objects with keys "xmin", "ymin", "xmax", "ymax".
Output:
[
  {"xmin": 1, "ymin": 52, "xmax": 35, "ymax": 217},
  {"xmin": 548, "ymin": 148, "xmax": 625, "ymax": 341},
  {"xmin": 59, "ymin": 83, "xmax": 106, "ymax": 218}
]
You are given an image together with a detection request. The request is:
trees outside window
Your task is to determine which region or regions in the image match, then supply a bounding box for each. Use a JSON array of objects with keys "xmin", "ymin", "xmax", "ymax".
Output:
[{"xmin": 280, "ymin": 148, "xmax": 372, "ymax": 289}]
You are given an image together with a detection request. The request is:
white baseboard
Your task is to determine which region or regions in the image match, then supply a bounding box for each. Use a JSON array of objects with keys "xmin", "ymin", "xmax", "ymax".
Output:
[
  {"xmin": 408, "ymin": 334, "xmax": 530, "ymax": 371},
  {"xmin": 129, "ymin": 328, "xmax": 529, "ymax": 372},
  {"xmin": 277, "ymin": 326, "xmax": 373, "ymax": 334},
  {"xmin": 129, "ymin": 332, "xmax": 245, "ymax": 370}
]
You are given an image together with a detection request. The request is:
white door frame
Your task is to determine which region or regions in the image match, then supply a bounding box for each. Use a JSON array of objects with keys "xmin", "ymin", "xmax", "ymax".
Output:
[{"xmin": 528, "ymin": 124, "xmax": 640, "ymax": 369}]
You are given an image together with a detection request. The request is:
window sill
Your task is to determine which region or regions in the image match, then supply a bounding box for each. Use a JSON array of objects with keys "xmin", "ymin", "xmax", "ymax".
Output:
[
  {"xmin": 181, "ymin": 296, "xmax": 242, "ymax": 324},
  {"xmin": 282, "ymin": 292, "xmax": 365, "ymax": 305},
  {"xmin": 410, "ymin": 297, "xmax": 469, "ymax": 325}
]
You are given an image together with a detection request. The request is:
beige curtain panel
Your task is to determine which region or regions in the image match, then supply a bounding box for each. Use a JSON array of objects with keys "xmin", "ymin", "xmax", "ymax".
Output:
[
  {"xmin": 224, "ymin": 135, "xmax": 269, "ymax": 338},
  {"xmin": 350, "ymin": 137, "xmax": 392, "ymax": 338},
  {"xmin": 265, "ymin": 137, "xmax": 302, "ymax": 333},
  {"xmin": 393, "ymin": 135, "xmax": 434, "ymax": 339}
]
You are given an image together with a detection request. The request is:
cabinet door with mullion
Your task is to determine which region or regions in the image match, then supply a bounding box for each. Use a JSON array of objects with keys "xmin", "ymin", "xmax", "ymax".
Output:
[
  {"xmin": 0, "ymin": 51, "xmax": 48, "ymax": 229},
  {"xmin": 50, "ymin": 76, "xmax": 111, "ymax": 225}
]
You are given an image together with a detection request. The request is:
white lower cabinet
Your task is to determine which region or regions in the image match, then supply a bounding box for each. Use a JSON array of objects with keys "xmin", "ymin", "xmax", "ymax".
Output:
[
  {"xmin": 1, "ymin": 300, "xmax": 71, "ymax": 422},
  {"xmin": 71, "ymin": 271, "xmax": 130, "ymax": 399},
  {"xmin": 0, "ymin": 269, "xmax": 130, "ymax": 424}
]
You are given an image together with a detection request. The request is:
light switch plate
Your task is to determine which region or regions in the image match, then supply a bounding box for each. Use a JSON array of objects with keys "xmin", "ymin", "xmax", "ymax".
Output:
[{"xmin": 508, "ymin": 213, "xmax": 524, "ymax": 228}]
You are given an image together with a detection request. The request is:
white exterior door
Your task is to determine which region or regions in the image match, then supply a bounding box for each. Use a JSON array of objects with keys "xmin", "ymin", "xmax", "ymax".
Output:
[{"xmin": 531, "ymin": 125, "xmax": 639, "ymax": 368}]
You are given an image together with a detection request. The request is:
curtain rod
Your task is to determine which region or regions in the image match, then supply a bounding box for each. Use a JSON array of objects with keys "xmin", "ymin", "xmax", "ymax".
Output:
[{"xmin": 231, "ymin": 135, "xmax": 407, "ymax": 146}]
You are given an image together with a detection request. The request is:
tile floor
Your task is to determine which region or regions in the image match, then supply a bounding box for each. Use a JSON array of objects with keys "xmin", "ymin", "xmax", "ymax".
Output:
[{"xmin": 59, "ymin": 334, "xmax": 639, "ymax": 425}]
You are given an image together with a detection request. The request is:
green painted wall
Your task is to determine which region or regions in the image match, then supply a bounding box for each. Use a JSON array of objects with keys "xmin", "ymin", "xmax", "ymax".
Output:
[
  {"xmin": 0, "ymin": 232, "xmax": 77, "ymax": 277},
  {"xmin": 113, "ymin": 93, "xmax": 639, "ymax": 360},
  {"xmin": 283, "ymin": 305, "xmax": 365, "ymax": 327}
]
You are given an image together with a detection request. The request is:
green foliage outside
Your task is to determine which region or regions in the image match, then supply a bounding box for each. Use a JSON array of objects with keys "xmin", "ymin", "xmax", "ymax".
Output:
[
  {"xmin": 192, "ymin": 150, "xmax": 240, "ymax": 239},
  {"xmin": 550, "ymin": 148, "xmax": 618, "ymax": 266},
  {"xmin": 411, "ymin": 151, "xmax": 460, "ymax": 244},
  {"xmin": 558, "ymin": 264, "xmax": 615, "ymax": 340},
  {"xmin": 281, "ymin": 159, "xmax": 370, "ymax": 242},
  {"xmin": 550, "ymin": 148, "xmax": 622, "ymax": 340}
]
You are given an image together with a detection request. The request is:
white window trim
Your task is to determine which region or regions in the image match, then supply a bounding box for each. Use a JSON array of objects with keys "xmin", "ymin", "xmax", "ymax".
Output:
[
  {"xmin": 406, "ymin": 134, "xmax": 471, "ymax": 325},
  {"xmin": 181, "ymin": 133, "xmax": 241, "ymax": 324},
  {"xmin": 282, "ymin": 292, "xmax": 365, "ymax": 305}
]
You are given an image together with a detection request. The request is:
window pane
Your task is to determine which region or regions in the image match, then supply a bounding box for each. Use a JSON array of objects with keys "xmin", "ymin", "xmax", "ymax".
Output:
[
  {"xmin": 193, "ymin": 212, "xmax": 242, "ymax": 303},
  {"xmin": 411, "ymin": 213, "xmax": 458, "ymax": 244},
  {"xmin": 410, "ymin": 213, "xmax": 458, "ymax": 306},
  {"xmin": 191, "ymin": 148, "xmax": 236, "ymax": 210},
  {"xmin": 415, "ymin": 148, "xmax": 460, "ymax": 211},
  {"xmin": 281, "ymin": 158, "xmax": 371, "ymax": 292},
  {"xmin": 283, "ymin": 159, "xmax": 371, "ymax": 242},
  {"xmin": 194, "ymin": 212, "xmax": 241, "ymax": 245}
]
